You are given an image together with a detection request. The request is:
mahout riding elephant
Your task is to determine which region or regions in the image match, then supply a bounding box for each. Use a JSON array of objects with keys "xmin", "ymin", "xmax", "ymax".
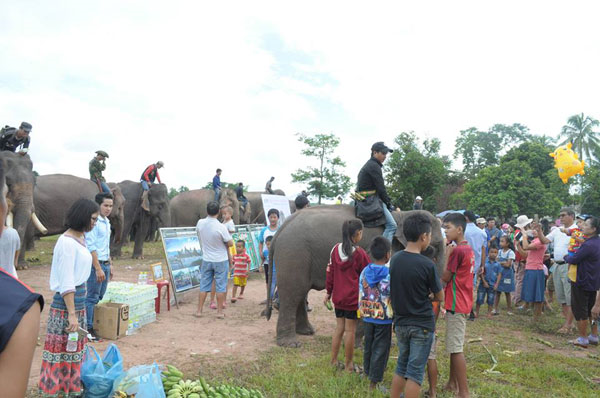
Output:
[
  {"xmin": 110, "ymin": 181, "xmax": 170, "ymax": 259},
  {"xmin": 265, "ymin": 206, "xmax": 445, "ymax": 347},
  {"xmin": 27, "ymin": 174, "xmax": 126, "ymax": 253},
  {"xmin": 246, "ymin": 190, "xmax": 296, "ymax": 224},
  {"xmin": 0, "ymin": 151, "xmax": 47, "ymax": 267},
  {"xmin": 170, "ymin": 188, "xmax": 243, "ymax": 226}
]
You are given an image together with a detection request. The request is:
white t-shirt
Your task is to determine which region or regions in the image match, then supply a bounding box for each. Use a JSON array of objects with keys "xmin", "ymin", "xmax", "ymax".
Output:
[
  {"xmin": 546, "ymin": 224, "xmax": 576, "ymax": 261},
  {"xmin": 196, "ymin": 217, "xmax": 231, "ymax": 262},
  {"xmin": 0, "ymin": 227, "xmax": 20, "ymax": 278},
  {"xmin": 49, "ymin": 235, "xmax": 93, "ymax": 295},
  {"xmin": 223, "ymin": 219, "xmax": 235, "ymax": 239}
]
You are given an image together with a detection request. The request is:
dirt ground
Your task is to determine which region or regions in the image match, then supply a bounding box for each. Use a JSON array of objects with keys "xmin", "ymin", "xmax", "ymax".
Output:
[{"xmin": 22, "ymin": 259, "xmax": 334, "ymax": 390}]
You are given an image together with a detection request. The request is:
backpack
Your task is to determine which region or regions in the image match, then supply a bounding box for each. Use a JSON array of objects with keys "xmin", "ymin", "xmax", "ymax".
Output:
[{"xmin": 0, "ymin": 125, "xmax": 17, "ymax": 139}]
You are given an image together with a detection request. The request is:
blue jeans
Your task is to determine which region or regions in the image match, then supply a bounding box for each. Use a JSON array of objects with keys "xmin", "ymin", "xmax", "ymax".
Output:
[
  {"xmin": 214, "ymin": 187, "xmax": 221, "ymax": 202},
  {"xmin": 477, "ymin": 285, "xmax": 495, "ymax": 306},
  {"xmin": 200, "ymin": 260, "xmax": 228, "ymax": 292},
  {"xmin": 394, "ymin": 325, "xmax": 434, "ymax": 385},
  {"xmin": 141, "ymin": 180, "xmax": 150, "ymax": 191},
  {"xmin": 382, "ymin": 205, "xmax": 397, "ymax": 242},
  {"xmin": 271, "ymin": 260, "xmax": 277, "ymax": 298},
  {"xmin": 86, "ymin": 262, "xmax": 111, "ymax": 330},
  {"xmin": 364, "ymin": 322, "xmax": 392, "ymax": 383},
  {"xmin": 91, "ymin": 178, "xmax": 110, "ymax": 193}
]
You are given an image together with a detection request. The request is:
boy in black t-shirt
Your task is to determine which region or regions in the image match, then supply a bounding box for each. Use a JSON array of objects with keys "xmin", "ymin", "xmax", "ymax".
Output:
[{"xmin": 389, "ymin": 213, "xmax": 444, "ymax": 398}]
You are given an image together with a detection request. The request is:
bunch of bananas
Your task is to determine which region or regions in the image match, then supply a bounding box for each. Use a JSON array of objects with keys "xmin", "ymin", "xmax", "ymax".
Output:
[
  {"xmin": 167, "ymin": 379, "xmax": 202, "ymax": 398},
  {"xmin": 162, "ymin": 365, "xmax": 184, "ymax": 393},
  {"xmin": 197, "ymin": 377, "xmax": 264, "ymax": 398}
]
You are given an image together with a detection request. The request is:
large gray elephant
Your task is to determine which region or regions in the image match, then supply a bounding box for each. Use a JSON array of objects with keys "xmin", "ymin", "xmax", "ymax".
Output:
[
  {"xmin": 28, "ymin": 174, "xmax": 126, "ymax": 250},
  {"xmin": 110, "ymin": 181, "xmax": 170, "ymax": 259},
  {"xmin": 266, "ymin": 206, "xmax": 445, "ymax": 347},
  {"xmin": 170, "ymin": 188, "xmax": 244, "ymax": 227},
  {"xmin": 1, "ymin": 152, "xmax": 47, "ymax": 267},
  {"xmin": 246, "ymin": 190, "xmax": 296, "ymax": 224}
]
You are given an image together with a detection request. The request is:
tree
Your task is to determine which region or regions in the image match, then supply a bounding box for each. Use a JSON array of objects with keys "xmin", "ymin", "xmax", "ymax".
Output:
[
  {"xmin": 386, "ymin": 132, "xmax": 451, "ymax": 212},
  {"xmin": 290, "ymin": 133, "xmax": 352, "ymax": 204},
  {"xmin": 559, "ymin": 113, "xmax": 600, "ymax": 163},
  {"xmin": 580, "ymin": 167, "xmax": 600, "ymax": 215},
  {"xmin": 454, "ymin": 123, "xmax": 531, "ymax": 177},
  {"xmin": 202, "ymin": 181, "xmax": 242, "ymax": 191},
  {"xmin": 168, "ymin": 185, "xmax": 189, "ymax": 199},
  {"xmin": 455, "ymin": 141, "xmax": 570, "ymax": 219}
]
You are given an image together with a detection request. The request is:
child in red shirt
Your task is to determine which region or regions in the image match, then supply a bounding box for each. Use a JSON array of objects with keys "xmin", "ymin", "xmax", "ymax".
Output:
[
  {"xmin": 230, "ymin": 240, "xmax": 251, "ymax": 303},
  {"xmin": 441, "ymin": 213, "xmax": 474, "ymax": 398},
  {"xmin": 324, "ymin": 219, "xmax": 370, "ymax": 373}
]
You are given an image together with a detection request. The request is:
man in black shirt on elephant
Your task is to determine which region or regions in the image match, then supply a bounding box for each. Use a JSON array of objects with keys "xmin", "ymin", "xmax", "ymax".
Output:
[
  {"xmin": 356, "ymin": 141, "xmax": 397, "ymax": 242},
  {"xmin": 0, "ymin": 122, "xmax": 31, "ymax": 155}
]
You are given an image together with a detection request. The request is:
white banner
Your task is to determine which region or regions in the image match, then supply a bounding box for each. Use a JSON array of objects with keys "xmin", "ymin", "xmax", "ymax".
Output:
[{"xmin": 261, "ymin": 194, "xmax": 292, "ymax": 226}]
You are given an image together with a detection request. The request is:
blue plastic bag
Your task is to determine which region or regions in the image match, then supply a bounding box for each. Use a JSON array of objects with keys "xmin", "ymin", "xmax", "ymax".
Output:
[
  {"xmin": 82, "ymin": 344, "xmax": 124, "ymax": 398},
  {"xmin": 112, "ymin": 363, "xmax": 166, "ymax": 398}
]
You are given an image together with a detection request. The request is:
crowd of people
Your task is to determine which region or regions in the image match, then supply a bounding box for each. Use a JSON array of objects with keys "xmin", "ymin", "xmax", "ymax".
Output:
[{"xmin": 1, "ymin": 133, "xmax": 599, "ymax": 398}]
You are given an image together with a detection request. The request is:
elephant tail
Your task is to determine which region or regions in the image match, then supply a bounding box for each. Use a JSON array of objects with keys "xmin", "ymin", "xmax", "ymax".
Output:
[{"xmin": 266, "ymin": 236, "xmax": 275, "ymax": 321}]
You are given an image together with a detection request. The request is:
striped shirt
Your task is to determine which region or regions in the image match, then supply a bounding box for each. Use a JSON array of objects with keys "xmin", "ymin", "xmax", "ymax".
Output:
[{"xmin": 232, "ymin": 253, "xmax": 251, "ymax": 278}]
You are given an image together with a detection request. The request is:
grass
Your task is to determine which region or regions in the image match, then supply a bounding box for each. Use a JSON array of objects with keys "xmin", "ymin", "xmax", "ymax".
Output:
[{"xmin": 25, "ymin": 239, "xmax": 600, "ymax": 397}]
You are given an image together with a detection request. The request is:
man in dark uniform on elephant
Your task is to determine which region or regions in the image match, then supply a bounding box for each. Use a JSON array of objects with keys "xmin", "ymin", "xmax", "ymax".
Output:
[
  {"xmin": 89, "ymin": 150, "xmax": 110, "ymax": 193},
  {"xmin": 0, "ymin": 122, "xmax": 32, "ymax": 156},
  {"xmin": 356, "ymin": 141, "xmax": 397, "ymax": 242}
]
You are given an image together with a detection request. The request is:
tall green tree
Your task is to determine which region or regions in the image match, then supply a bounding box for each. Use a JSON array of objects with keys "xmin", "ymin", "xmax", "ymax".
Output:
[
  {"xmin": 454, "ymin": 123, "xmax": 531, "ymax": 177},
  {"xmin": 386, "ymin": 132, "xmax": 451, "ymax": 212},
  {"xmin": 291, "ymin": 133, "xmax": 352, "ymax": 204},
  {"xmin": 455, "ymin": 141, "xmax": 570, "ymax": 219},
  {"xmin": 559, "ymin": 113, "xmax": 600, "ymax": 162},
  {"xmin": 580, "ymin": 167, "xmax": 600, "ymax": 215}
]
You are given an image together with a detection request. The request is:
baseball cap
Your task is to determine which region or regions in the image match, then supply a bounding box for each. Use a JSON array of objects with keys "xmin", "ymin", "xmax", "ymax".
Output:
[
  {"xmin": 371, "ymin": 142, "xmax": 394, "ymax": 154},
  {"xmin": 476, "ymin": 217, "xmax": 486, "ymax": 224},
  {"xmin": 19, "ymin": 122, "xmax": 32, "ymax": 132}
]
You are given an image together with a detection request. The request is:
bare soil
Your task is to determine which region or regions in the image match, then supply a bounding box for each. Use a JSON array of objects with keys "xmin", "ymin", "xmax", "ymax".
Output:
[{"xmin": 22, "ymin": 257, "xmax": 334, "ymax": 390}]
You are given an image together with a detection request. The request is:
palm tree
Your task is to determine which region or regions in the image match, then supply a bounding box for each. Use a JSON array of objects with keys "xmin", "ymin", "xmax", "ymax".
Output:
[{"xmin": 559, "ymin": 113, "xmax": 600, "ymax": 162}]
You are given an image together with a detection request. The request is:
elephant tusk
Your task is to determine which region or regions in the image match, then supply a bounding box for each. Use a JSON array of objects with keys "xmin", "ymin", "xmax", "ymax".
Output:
[
  {"xmin": 31, "ymin": 212, "xmax": 48, "ymax": 235},
  {"xmin": 6, "ymin": 212, "xmax": 13, "ymax": 228}
]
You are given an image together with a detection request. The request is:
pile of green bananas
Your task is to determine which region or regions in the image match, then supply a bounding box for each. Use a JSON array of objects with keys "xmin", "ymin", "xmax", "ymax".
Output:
[
  {"xmin": 167, "ymin": 379, "xmax": 202, "ymax": 398},
  {"xmin": 196, "ymin": 377, "xmax": 264, "ymax": 398},
  {"xmin": 162, "ymin": 365, "xmax": 184, "ymax": 393}
]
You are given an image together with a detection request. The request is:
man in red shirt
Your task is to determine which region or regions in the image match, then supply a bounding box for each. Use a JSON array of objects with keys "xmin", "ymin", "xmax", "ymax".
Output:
[
  {"xmin": 441, "ymin": 213, "xmax": 474, "ymax": 398},
  {"xmin": 140, "ymin": 161, "xmax": 164, "ymax": 211}
]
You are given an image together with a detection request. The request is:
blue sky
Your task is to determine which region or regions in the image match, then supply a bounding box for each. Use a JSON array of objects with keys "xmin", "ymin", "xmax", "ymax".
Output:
[{"xmin": 1, "ymin": 1, "xmax": 599, "ymax": 201}]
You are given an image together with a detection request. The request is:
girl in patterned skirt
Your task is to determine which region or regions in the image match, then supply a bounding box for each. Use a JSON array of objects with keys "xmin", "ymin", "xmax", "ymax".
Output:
[{"xmin": 39, "ymin": 199, "xmax": 99, "ymax": 397}]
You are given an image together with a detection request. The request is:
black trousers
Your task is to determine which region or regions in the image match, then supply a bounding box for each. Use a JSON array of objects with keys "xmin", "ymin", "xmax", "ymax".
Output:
[{"xmin": 363, "ymin": 322, "xmax": 392, "ymax": 383}]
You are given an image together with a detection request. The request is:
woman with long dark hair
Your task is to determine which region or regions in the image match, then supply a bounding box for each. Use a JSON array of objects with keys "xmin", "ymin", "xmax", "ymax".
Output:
[
  {"xmin": 39, "ymin": 198, "xmax": 99, "ymax": 397},
  {"xmin": 324, "ymin": 219, "xmax": 370, "ymax": 373},
  {"xmin": 564, "ymin": 216, "xmax": 600, "ymax": 348}
]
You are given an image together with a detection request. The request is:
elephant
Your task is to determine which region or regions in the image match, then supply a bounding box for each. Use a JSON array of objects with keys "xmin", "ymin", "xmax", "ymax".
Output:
[
  {"xmin": 170, "ymin": 188, "xmax": 242, "ymax": 227},
  {"xmin": 27, "ymin": 174, "xmax": 126, "ymax": 251},
  {"xmin": 265, "ymin": 205, "xmax": 445, "ymax": 347},
  {"xmin": 1, "ymin": 152, "xmax": 47, "ymax": 267},
  {"xmin": 246, "ymin": 190, "xmax": 296, "ymax": 224},
  {"xmin": 110, "ymin": 181, "xmax": 170, "ymax": 259}
]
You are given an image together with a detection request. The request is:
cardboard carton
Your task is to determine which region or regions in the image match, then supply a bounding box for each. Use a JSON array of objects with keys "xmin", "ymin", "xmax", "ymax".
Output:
[{"xmin": 93, "ymin": 303, "xmax": 129, "ymax": 340}]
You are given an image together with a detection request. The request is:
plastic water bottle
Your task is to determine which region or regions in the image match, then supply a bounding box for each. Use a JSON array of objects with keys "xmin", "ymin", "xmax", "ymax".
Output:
[
  {"xmin": 138, "ymin": 272, "xmax": 144, "ymax": 285},
  {"xmin": 142, "ymin": 272, "xmax": 148, "ymax": 284},
  {"xmin": 66, "ymin": 332, "xmax": 78, "ymax": 352}
]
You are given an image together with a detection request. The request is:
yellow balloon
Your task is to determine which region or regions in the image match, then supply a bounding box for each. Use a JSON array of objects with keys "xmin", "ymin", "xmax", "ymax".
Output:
[{"xmin": 549, "ymin": 142, "xmax": 585, "ymax": 184}]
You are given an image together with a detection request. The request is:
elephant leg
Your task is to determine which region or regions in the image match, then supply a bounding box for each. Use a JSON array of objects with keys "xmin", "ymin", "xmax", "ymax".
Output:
[
  {"xmin": 276, "ymin": 289, "xmax": 304, "ymax": 348},
  {"xmin": 132, "ymin": 211, "xmax": 150, "ymax": 259},
  {"xmin": 295, "ymin": 294, "xmax": 315, "ymax": 335}
]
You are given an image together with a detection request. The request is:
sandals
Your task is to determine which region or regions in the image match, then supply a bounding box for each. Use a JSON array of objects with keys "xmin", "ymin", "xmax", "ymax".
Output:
[
  {"xmin": 231, "ymin": 298, "xmax": 237, "ymax": 303},
  {"xmin": 216, "ymin": 313, "xmax": 225, "ymax": 320},
  {"xmin": 348, "ymin": 363, "xmax": 363, "ymax": 374},
  {"xmin": 570, "ymin": 337, "xmax": 589, "ymax": 348}
]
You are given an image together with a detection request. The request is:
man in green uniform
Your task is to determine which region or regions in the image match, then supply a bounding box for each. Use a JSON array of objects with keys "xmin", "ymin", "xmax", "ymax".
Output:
[{"xmin": 89, "ymin": 150, "xmax": 110, "ymax": 193}]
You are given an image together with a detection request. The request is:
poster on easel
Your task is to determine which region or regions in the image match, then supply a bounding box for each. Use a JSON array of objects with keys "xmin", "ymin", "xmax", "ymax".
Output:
[{"xmin": 159, "ymin": 227, "xmax": 203, "ymax": 307}]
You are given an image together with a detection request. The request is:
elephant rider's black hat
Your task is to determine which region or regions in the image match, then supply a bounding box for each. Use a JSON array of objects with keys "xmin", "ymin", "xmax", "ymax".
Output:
[
  {"xmin": 95, "ymin": 150, "xmax": 109, "ymax": 158},
  {"xmin": 19, "ymin": 122, "xmax": 32, "ymax": 132},
  {"xmin": 371, "ymin": 141, "xmax": 393, "ymax": 154}
]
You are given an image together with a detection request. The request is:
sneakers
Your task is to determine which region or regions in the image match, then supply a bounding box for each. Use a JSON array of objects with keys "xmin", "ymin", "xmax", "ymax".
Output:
[
  {"xmin": 87, "ymin": 328, "xmax": 102, "ymax": 343},
  {"xmin": 588, "ymin": 334, "xmax": 599, "ymax": 345},
  {"xmin": 570, "ymin": 336, "xmax": 589, "ymax": 348}
]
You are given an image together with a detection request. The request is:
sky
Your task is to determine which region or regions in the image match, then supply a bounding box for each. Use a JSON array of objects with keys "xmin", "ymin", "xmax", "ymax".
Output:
[{"xmin": 2, "ymin": 1, "xmax": 600, "ymax": 201}]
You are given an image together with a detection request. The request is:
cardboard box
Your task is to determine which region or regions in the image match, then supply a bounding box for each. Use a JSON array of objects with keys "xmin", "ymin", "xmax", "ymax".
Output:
[{"xmin": 93, "ymin": 303, "xmax": 129, "ymax": 340}]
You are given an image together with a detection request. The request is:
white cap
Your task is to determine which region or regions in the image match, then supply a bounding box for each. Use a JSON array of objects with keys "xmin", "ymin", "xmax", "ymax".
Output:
[{"xmin": 416, "ymin": 196, "xmax": 423, "ymax": 200}]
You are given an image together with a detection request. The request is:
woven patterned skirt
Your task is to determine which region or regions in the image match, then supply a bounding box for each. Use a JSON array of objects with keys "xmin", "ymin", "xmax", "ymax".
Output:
[{"xmin": 39, "ymin": 285, "xmax": 87, "ymax": 397}]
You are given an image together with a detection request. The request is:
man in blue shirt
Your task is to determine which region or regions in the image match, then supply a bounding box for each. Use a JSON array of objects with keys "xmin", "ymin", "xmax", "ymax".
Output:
[
  {"xmin": 213, "ymin": 168, "xmax": 222, "ymax": 202},
  {"xmin": 85, "ymin": 192, "xmax": 113, "ymax": 341},
  {"xmin": 486, "ymin": 218, "xmax": 502, "ymax": 253},
  {"xmin": 464, "ymin": 210, "xmax": 487, "ymax": 321}
]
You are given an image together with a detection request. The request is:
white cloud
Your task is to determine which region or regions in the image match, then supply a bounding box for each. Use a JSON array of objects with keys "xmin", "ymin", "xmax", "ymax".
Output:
[{"xmin": 1, "ymin": 1, "xmax": 599, "ymax": 201}]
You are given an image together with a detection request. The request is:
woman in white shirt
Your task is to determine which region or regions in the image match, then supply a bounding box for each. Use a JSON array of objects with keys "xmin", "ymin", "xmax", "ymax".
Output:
[{"xmin": 39, "ymin": 199, "xmax": 99, "ymax": 398}]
